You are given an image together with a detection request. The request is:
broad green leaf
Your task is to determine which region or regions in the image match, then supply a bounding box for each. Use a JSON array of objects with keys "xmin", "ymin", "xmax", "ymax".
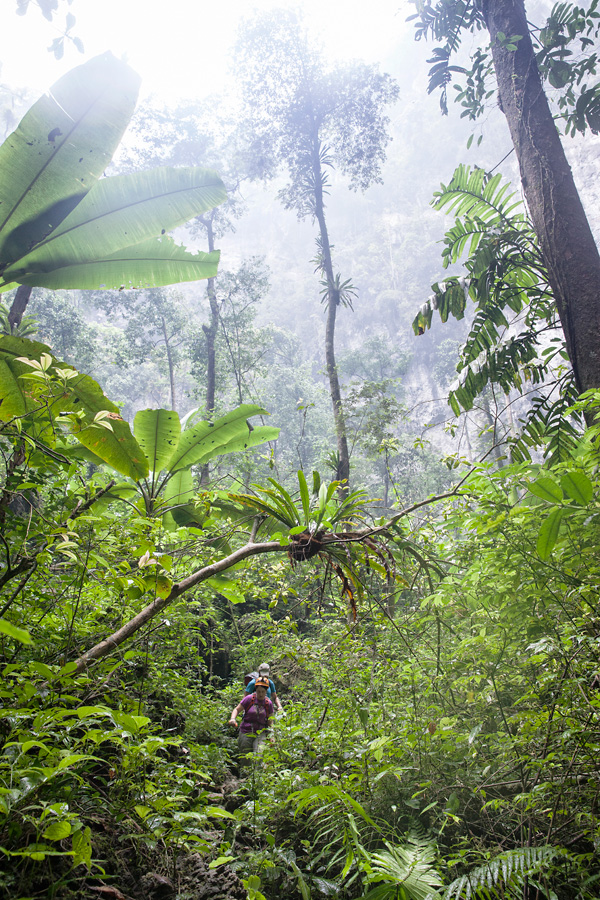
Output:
[
  {"xmin": 537, "ymin": 507, "xmax": 564, "ymax": 560},
  {"xmin": 166, "ymin": 404, "xmax": 271, "ymax": 472},
  {"xmin": 209, "ymin": 856, "xmax": 236, "ymax": 868},
  {"xmin": 7, "ymin": 234, "xmax": 221, "ymax": 292},
  {"xmin": 208, "ymin": 575, "xmax": 246, "ymax": 604},
  {"xmin": 162, "ymin": 467, "xmax": 196, "ymax": 531},
  {"xmin": 0, "ymin": 334, "xmax": 56, "ymax": 420},
  {"xmin": 67, "ymin": 377, "xmax": 148, "ymax": 480},
  {"xmin": 30, "ymin": 662, "xmax": 55, "ymax": 679},
  {"xmin": 0, "ymin": 618, "xmax": 32, "ymax": 645},
  {"xmin": 142, "ymin": 573, "xmax": 173, "ymax": 599},
  {"xmin": 199, "ymin": 425, "xmax": 279, "ymax": 465},
  {"xmin": 42, "ymin": 821, "xmax": 72, "ymax": 841},
  {"xmin": 205, "ymin": 806, "xmax": 237, "ymax": 819},
  {"xmin": 0, "ymin": 356, "xmax": 27, "ymax": 420},
  {"xmin": 72, "ymin": 826, "xmax": 92, "ymax": 870},
  {"xmin": 0, "ymin": 336, "xmax": 148, "ymax": 479},
  {"xmin": 111, "ymin": 712, "xmax": 150, "ymax": 733},
  {"xmin": 57, "ymin": 753, "xmax": 91, "ymax": 769},
  {"xmin": 5, "ymin": 167, "xmax": 226, "ymax": 289},
  {"xmin": 560, "ymin": 471, "xmax": 593, "ymax": 505},
  {"xmin": 163, "ymin": 466, "xmax": 194, "ymax": 507},
  {"xmin": 528, "ymin": 477, "xmax": 563, "ymax": 504},
  {"xmin": 0, "ymin": 53, "xmax": 140, "ymax": 267},
  {"xmin": 134, "ymin": 408, "xmax": 181, "ymax": 473}
]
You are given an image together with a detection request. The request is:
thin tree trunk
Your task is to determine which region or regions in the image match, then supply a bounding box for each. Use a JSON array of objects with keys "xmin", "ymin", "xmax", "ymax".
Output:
[
  {"xmin": 8, "ymin": 285, "xmax": 32, "ymax": 331},
  {"xmin": 200, "ymin": 217, "xmax": 219, "ymax": 485},
  {"xmin": 312, "ymin": 138, "xmax": 350, "ymax": 493},
  {"xmin": 482, "ymin": 0, "xmax": 600, "ymax": 393},
  {"xmin": 161, "ymin": 316, "xmax": 177, "ymax": 413}
]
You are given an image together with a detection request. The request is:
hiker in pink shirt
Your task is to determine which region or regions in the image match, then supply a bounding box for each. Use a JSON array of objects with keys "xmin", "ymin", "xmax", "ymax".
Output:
[{"xmin": 229, "ymin": 677, "xmax": 273, "ymax": 756}]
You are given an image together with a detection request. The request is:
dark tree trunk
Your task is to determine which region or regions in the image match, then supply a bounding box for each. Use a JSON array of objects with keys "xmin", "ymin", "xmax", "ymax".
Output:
[
  {"xmin": 482, "ymin": 0, "xmax": 600, "ymax": 393},
  {"xmin": 8, "ymin": 285, "xmax": 32, "ymax": 331},
  {"xmin": 312, "ymin": 138, "xmax": 351, "ymax": 494}
]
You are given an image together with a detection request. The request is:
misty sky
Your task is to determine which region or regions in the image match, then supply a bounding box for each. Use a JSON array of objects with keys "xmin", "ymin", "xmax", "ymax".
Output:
[{"xmin": 1, "ymin": 0, "xmax": 408, "ymax": 101}]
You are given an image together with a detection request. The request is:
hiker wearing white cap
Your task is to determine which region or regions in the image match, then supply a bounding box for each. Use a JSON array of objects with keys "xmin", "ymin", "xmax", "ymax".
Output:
[{"xmin": 244, "ymin": 662, "xmax": 282, "ymax": 711}]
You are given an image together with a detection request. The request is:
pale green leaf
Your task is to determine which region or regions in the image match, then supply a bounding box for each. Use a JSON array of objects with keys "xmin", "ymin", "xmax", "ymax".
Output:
[
  {"xmin": 166, "ymin": 404, "xmax": 272, "ymax": 472},
  {"xmin": 0, "ymin": 52, "xmax": 140, "ymax": 267},
  {"xmin": 0, "ymin": 618, "xmax": 32, "ymax": 645},
  {"xmin": 528, "ymin": 477, "xmax": 563, "ymax": 504},
  {"xmin": 42, "ymin": 820, "xmax": 72, "ymax": 841},
  {"xmin": 5, "ymin": 167, "xmax": 226, "ymax": 289},
  {"xmin": 7, "ymin": 235, "xmax": 220, "ymax": 291},
  {"xmin": 134, "ymin": 408, "xmax": 181, "ymax": 473}
]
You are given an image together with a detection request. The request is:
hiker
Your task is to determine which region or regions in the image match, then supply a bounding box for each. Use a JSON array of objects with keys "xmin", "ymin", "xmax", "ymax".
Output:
[
  {"xmin": 229, "ymin": 676, "xmax": 273, "ymax": 755},
  {"xmin": 244, "ymin": 662, "xmax": 283, "ymax": 712}
]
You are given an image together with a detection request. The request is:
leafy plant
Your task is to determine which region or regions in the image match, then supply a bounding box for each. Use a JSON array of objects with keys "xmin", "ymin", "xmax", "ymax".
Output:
[
  {"xmin": 412, "ymin": 165, "xmax": 582, "ymax": 463},
  {"xmin": 0, "ymin": 333, "xmax": 147, "ymax": 479},
  {"xmin": 121, "ymin": 404, "xmax": 280, "ymax": 525},
  {"xmin": 442, "ymin": 845, "xmax": 563, "ymax": 900},
  {"xmin": 360, "ymin": 837, "xmax": 442, "ymax": 900},
  {"xmin": 0, "ymin": 52, "xmax": 226, "ymax": 295}
]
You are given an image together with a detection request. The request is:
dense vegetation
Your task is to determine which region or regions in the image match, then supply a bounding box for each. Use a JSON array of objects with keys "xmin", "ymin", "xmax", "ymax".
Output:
[{"xmin": 1, "ymin": 3, "xmax": 600, "ymax": 899}]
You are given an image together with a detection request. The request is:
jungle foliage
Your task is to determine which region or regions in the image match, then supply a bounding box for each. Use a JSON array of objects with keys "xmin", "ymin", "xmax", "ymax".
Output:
[{"xmin": 2, "ymin": 11, "xmax": 600, "ymax": 900}]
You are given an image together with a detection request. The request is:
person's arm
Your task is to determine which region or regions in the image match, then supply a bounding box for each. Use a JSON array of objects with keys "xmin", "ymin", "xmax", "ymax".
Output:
[
  {"xmin": 229, "ymin": 702, "xmax": 244, "ymax": 727},
  {"xmin": 272, "ymin": 691, "xmax": 283, "ymax": 711}
]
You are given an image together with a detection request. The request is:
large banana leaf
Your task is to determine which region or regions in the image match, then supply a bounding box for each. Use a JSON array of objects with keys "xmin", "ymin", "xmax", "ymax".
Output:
[
  {"xmin": 0, "ymin": 53, "xmax": 140, "ymax": 268},
  {"xmin": 0, "ymin": 336, "xmax": 148, "ymax": 479},
  {"xmin": 198, "ymin": 425, "xmax": 280, "ymax": 465},
  {"xmin": 162, "ymin": 467, "xmax": 201, "ymax": 530},
  {"xmin": 165, "ymin": 405, "xmax": 277, "ymax": 473},
  {"xmin": 9, "ymin": 237, "xmax": 220, "ymax": 291},
  {"xmin": 2, "ymin": 168, "xmax": 226, "ymax": 289},
  {"xmin": 133, "ymin": 408, "xmax": 181, "ymax": 474},
  {"xmin": 0, "ymin": 347, "xmax": 30, "ymax": 419}
]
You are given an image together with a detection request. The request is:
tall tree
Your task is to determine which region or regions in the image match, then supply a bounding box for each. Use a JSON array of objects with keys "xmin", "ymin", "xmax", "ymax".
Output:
[
  {"xmin": 411, "ymin": 0, "xmax": 600, "ymax": 394},
  {"xmin": 234, "ymin": 9, "xmax": 399, "ymax": 491}
]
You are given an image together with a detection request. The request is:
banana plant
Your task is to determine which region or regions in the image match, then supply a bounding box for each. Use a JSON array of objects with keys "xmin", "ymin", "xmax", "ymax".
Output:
[
  {"xmin": 125, "ymin": 406, "xmax": 280, "ymax": 524},
  {"xmin": 0, "ymin": 52, "xmax": 226, "ymax": 294}
]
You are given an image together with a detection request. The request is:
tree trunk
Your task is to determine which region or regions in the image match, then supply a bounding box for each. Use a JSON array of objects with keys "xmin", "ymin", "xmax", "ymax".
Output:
[
  {"xmin": 482, "ymin": 0, "xmax": 600, "ymax": 393},
  {"xmin": 312, "ymin": 139, "xmax": 351, "ymax": 493},
  {"xmin": 8, "ymin": 285, "xmax": 32, "ymax": 331},
  {"xmin": 200, "ymin": 216, "xmax": 219, "ymax": 485},
  {"xmin": 161, "ymin": 316, "xmax": 177, "ymax": 413}
]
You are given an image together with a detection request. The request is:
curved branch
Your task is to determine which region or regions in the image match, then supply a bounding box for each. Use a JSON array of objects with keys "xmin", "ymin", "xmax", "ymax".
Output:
[{"xmin": 72, "ymin": 539, "xmax": 287, "ymax": 673}]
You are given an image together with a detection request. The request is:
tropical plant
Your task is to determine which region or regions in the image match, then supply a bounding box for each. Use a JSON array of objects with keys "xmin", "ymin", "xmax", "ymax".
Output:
[
  {"xmin": 441, "ymin": 845, "xmax": 564, "ymax": 900},
  {"xmin": 230, "ymin": 471, "xmax": 395, "ymax": 617},
  {"xmin": 118, "ymin": 404, "xmax": 280, "ymax": 525},
  {"xmin": 0, "ymin": 51, "xmax": 226, "ymax": 310},
  {"xmin": 360, "ymin": 837, "xmax": 443, "ymax": 900},
  {"xmin": 412, "ymin": 165, "xmax": 582, "ymax": 463},
  {"xmin": 409, "ymin": 0, "xmax": 600, "ymax": 395},
  {"xmin": 0, "ymin": 333, "xmax": 146, "ymax": 478}
]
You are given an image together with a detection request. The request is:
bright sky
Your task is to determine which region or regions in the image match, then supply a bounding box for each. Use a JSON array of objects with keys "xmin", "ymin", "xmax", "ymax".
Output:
[{"xmin": 0, "ymin": 0, "xmax": 407, "ymax": 103}]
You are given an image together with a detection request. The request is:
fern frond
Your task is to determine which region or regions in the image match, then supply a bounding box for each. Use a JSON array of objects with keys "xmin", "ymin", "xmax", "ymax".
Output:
[{"xmin": 442, "ymin": 845, "xmax": 564, "ymax": 900}]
